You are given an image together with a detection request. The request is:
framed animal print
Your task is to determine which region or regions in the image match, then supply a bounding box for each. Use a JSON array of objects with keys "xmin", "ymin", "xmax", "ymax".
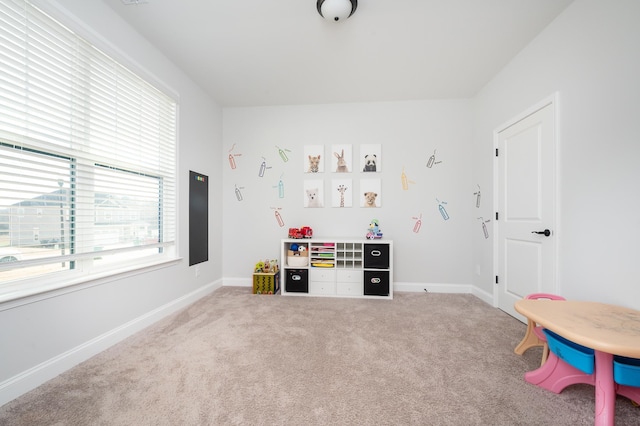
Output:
[
  {"xmin": 303, "ymin": 179, "xmax": 324, "ymax": 208},
  {"xmin": 359, "ymin": 144, "xmax": 381, "ymax": 173},
  {"xmin": 304, "ymin": 145, "xmax": 325, "ymax": 173},
  {"xmin": 331, "ymin": 179, "xmax": 352, "ymax": 208},
  {"xmin": 331, "ymin": 144, "xmax": 352, "ymax": 173},
  {"xmin": 360, "ymin": 178, "xmax": 381, "ymax": 208}
]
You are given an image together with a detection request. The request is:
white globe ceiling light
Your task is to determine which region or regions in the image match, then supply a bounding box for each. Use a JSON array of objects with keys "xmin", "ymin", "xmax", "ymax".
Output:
[{"xmin": 317, "ymin": 0, "xmax": 358, "ymax": 22}]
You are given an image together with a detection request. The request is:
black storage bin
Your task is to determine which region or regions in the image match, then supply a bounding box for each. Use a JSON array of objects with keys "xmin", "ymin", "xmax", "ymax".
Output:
[
  {"xmin": 364, "ymin": 244, "xmax": 390, "ymax": 269},
  {"xmin": 285, "ymin": 269, "xmax": 308, "ymax": 293},
  {"xmin": 364, "ymin": 270, "xmax": 389, "ymax": 296}
]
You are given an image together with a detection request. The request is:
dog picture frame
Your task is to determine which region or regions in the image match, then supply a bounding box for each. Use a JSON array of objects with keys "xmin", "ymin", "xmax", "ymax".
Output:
[{"xmin": 303, "ymin": 179, "xmax": 324, "ymax": 208}]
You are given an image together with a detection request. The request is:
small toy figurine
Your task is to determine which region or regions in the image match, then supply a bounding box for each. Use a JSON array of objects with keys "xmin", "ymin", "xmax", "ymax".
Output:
[{"xmin": 366, "ymin": 219, "xmax": 383, "ymax": 240}]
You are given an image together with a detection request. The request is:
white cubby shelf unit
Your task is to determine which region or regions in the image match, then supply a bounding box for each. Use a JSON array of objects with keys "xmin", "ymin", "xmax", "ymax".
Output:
[{"xmin": 280, "ymin": 238, "xmax": 393, "ymax": 299}]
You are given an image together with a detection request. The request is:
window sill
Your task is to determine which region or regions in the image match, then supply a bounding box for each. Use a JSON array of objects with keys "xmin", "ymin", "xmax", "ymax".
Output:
[{"xmin": 0, "ymin": 257, "xmax": 183, "ymax": 310}]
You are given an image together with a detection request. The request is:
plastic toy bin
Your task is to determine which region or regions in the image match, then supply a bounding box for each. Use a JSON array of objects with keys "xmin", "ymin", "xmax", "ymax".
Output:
[
  {"xmin": 285, "ymin": 269, "xmax": 308, "ymax": 293},
  {"xmin": 364, "ymin": 270, "xmax": 389, "ymax": 296},
  {"xmin": 543, "ymin": 329, "xmax": 595, "ymax": 374},
  {"xmin": 364, "ymin": 244, "xmax": 389, "ymax": 269},
  {"xmin": 613, "ymin": 356, "xmax": 640, "ymax": 387}
]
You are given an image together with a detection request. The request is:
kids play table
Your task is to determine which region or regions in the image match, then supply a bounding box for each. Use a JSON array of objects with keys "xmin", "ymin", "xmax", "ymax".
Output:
[{"xmin": 514, "ymin": 299, "xmax": 640, "ymax": 426}]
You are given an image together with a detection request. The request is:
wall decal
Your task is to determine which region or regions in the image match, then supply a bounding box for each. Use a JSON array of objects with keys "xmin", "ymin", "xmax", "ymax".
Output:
[
  {"xmin": 258, "ymin": 156, "xmax": 272, "ymax": 177},
  {"xmin": 273, "ymin": 174, "xmax": 285, "ymax": 199},
  {"xmin": 360, "ymin": 144, "xmax": 381, "ymax": 172},
  {"xmin": 304, "ymin": 145, "xmax": 325, "ymax": 173},
  {"xmin": 303, "ymin": 179, "xmax": 324, "ymax": 208},
  {"xmin": 477, "ymin": 217, "xmax": 491, "ymax": 239},
  {"xmin": 272, "ymin": 207, "xmax": 285, "ymax": 227},
  {"xmin": 401, "ymin": 167, "xmax": 416, "ymax": 190},
  {"xmin": 361, "ymin": 178, "xmax": 381, "ymax": 208},
  {"xmin": 276, "ymin": 145, "xmax": 291, "ymax": 162},
  {"xmin": 332, "ymin": 144, "xmax": 352, "ymax": 173},
  {"xmin": 474, "ymin": 185, "xmax": 481, "ymax": 208},
  {"xmin": 234, "ymin": 184, "xmax": 245, "ymax": 201},
  {"xmin": 332, "ymin": 179, "xmax": 352, "ymax": 208},
  {"xmin": 412, "ymin": 213, "xmax": 423, "ymax": 233},
  {"xmin": 426, "ymin": 149, "xmax": 443, "ymax": 168},
  {"xmin": 436, "ymin": 198, "xmax": 450, "ymax": 220},
  {"xmin": 227, "ymin": 143, "xmax": 242, "ymax": 170}
]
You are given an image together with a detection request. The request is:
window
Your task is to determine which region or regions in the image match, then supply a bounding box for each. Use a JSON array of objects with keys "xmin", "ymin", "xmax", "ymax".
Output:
[{"xmin": 0, "ymin": 1, "xmax": 177, "ymax": 298}]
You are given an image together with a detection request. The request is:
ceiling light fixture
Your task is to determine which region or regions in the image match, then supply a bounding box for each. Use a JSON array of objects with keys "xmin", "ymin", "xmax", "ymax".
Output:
[{"xmin": 317, "ymin": 0, "xmax": 357, "ymax": 22}]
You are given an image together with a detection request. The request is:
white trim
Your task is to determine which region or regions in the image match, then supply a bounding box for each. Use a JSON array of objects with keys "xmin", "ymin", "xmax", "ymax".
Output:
[
  {"xmin": 394, "ymin": 282, "xmax": 473, "ymax": 294},
  {"xmin": 225, "ymin": 277, "xmax": 479, "ymax": 295},
  {"xmin": 0, "ymin": 279, "xmax": 222, "ymax": 407},
  {"xmin": 0, "ymin": 258, "xmax": 182, "ymax": 308},
  {"xmin": 223, "ymin": 277, "xmax": 253, "ymax": 287}
]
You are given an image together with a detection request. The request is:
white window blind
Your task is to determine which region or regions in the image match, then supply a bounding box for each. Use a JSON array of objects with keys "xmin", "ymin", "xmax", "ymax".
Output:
[{"xmin": 0, "ymin": 0, "xmax": 177, "ymax": 288}]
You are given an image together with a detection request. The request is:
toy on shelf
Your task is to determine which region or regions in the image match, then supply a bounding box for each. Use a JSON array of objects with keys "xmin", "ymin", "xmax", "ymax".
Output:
[
  {"xmin": 255, "ymin": 259, "xmax": 279, "ymax": 273},
  {"xmin": 366, "ymin": 219, "xmax": 383, "ymax": 240},
  {"xmin": 289, "ymin": 244, "xmax": 307, "ymax": 255},
  {"xmin": 288, "ymin": 226, "xmax": 313, "ymax": 239}
]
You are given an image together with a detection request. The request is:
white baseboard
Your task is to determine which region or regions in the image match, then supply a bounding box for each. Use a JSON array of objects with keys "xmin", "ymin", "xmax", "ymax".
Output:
[
  {"xmin": 0, "ymin": 279, "xmax": 222, "ymax": 407},
  {"xmin": 395, "ymin": 282, "xmax": 494, "ymax": 306},
  {"xmin": 224, "ymin": 277, "xmax": 492, "ymax": 302},
  {"xmin": 394, "ymin": 281, "xmax": 472, "ymax": 293},
  {"xmin": 223, "ymin": 277, "xmax": 252, "ymax": 287},
  {"xmin": 470, "ymin": 286, "xmax": 494, "ymax": 306}
]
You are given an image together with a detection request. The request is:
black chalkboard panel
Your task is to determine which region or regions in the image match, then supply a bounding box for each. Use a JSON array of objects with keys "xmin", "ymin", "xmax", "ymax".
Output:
[{"xmin": 189, "ymin": 170, "xmax": 208, "ymax": 266}]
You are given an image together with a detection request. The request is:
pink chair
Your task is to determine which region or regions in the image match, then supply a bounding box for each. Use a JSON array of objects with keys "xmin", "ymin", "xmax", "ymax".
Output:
[{"xmin": 514, "ymin": 293, "xmax": 566, "ymax": 366}]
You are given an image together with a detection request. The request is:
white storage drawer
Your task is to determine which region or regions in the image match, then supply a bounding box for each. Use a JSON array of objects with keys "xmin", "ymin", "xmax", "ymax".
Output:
[
  {"xmin": 336, "ymin": 270, "xmax": 361, "ymax": 282},
  {"xmin": 309, "ymin": 280, "xmax": 337, "ymax": 295},
  {"xmin": 336, "ymin": 270, "xmax": 363, "ymax": 296},
  {"xmin": 336, "ymin": 281, "xmax": 363, "ymax": 296},
  {"xmin": 309, "ymin": 268, "xmax": 336, "ymax": 282}
]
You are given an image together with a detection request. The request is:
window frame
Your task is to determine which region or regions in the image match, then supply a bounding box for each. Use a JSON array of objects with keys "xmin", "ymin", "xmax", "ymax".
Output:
[{"xmin": 0, "ymin": 0, "xmax": 179, "ymax": 303}]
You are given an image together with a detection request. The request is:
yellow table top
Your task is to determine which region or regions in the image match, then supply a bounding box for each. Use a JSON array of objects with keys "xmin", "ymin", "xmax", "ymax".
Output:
[{"xmin": 515, "ymin": 299, "xmax": 640, "ymax": 358}]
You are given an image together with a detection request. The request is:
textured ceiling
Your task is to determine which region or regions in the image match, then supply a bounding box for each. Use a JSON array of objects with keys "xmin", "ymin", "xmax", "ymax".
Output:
[{"xmin": 103, "ymin": 0, "xmax": 573, "ymax": 107}]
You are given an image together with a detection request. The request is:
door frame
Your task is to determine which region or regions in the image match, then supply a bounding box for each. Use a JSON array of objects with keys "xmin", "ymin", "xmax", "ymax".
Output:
[{"xmin": 492, "ymin": 92, "xmax": 560, "ymax": 312}]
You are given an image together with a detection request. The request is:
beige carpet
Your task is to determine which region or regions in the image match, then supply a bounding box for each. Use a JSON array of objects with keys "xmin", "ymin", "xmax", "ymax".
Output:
[{"xmin": 1, "ymin": 287, "xmax": 639, "ymax": 425}]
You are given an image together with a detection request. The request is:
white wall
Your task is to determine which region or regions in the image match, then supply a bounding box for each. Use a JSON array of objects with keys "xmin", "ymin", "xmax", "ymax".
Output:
[
  {"xmin": 472, "ymin": 0, "xmax": 640, "ymax": 308},
  {"xmin": 0, "ymin": 0, "xmax": 223, "ymax": 405},
  {"xmin": 222, "ymin": 101, "xmax": 477, "ymax": 292}
]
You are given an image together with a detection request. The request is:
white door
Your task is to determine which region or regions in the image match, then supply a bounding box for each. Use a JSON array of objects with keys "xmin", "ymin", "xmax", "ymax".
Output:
[{"xmin": 495, "ymin": 98, "xmax": 557, "ymax": 320}]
